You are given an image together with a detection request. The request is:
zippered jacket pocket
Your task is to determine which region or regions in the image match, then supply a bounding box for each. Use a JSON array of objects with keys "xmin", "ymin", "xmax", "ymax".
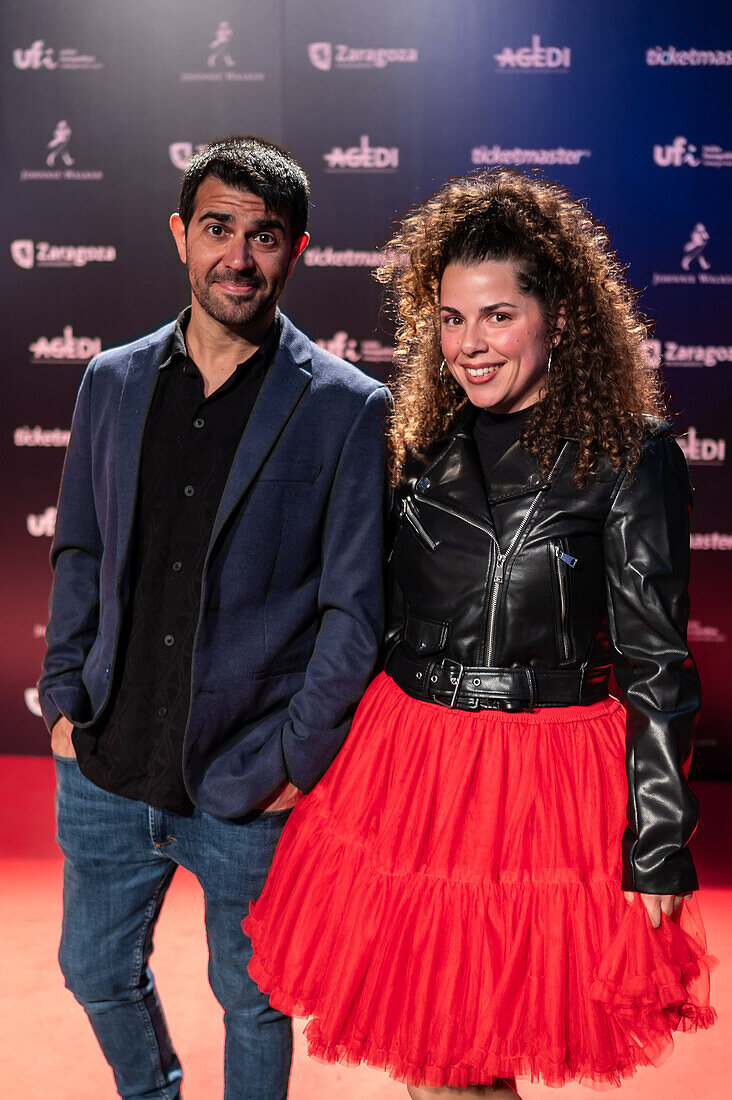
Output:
[
  {"xmin": 551, "ymin": 539, "xmax": 576, "ymax": 664},
  {"xmin": 400, "ymin": 496, "xmax": 438, "ymax": 552}
]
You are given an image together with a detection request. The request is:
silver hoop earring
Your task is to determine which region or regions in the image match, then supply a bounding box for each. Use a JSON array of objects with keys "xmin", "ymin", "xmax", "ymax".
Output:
[
  {"xmin": 547, "ymin": 347, "xmax": 553, "ymax": 374},
  {"xmin": 440, "ymin": 358, "xmax": 447, "ymax": 381}
]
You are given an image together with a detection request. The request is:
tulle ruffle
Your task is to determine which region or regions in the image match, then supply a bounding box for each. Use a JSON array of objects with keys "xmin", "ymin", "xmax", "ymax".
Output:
[{"xmin": 245, "ymin": 673, "xmax": 715, "ymax": 1089}]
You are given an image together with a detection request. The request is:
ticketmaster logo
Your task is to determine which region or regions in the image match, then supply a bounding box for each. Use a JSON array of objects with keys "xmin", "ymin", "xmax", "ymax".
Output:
[
  {"xmin": 304, "ymin": 247, "xmax": 384, "ymax": 268},
  {"xmin": 308, "ymin": 42, "xmax": 418, "ymax": 71},
  {"xmin": 690, "ymin": 532, "xmax": 732, "ymax": 550},
  {"xmin": 471, "ymin": 145, "xmax": 590, "ymax": 166},
  {"xmin": 323, "ymin": 136, "xmax": 398, "ymax": 172},
  {"xmin": 11, "ymin": 239, "xmax": 116, "ymax": 269},
  {"xmin": 14, "ymin": 426, "xmax": 70, "ymax": 447},
  {"xmin": 647, "ymin": 46, "xmax": 732, "ymax": 67}
]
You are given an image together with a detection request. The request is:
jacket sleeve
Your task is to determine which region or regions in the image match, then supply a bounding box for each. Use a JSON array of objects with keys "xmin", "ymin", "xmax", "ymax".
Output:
[
  {"xmin": 281, "ymin": 385, "xmax": 390, "ymax": 791},
  {"xmin": 37, "ymin": 361, "xmax": 103, "ymax": 732},
  {"xmin": 603, "ymin": 433, "xmax": 700, "ymax": 894}
]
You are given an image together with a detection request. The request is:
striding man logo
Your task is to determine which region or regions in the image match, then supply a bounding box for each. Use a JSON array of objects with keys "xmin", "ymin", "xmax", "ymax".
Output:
[
  {"xmin": 46, "ymin": 120, "xmax": 74, "ymax": 167},
  {"xmin": 681, "ymin": 224, "xmax": 711, "ymax": 271},
  {"xmin": 308, "ymin": 42, "xmax": 332, "ymax": 71},
  {"xmin": 207, "ymin": 21, "xmax": 234, "ymax": 68}
]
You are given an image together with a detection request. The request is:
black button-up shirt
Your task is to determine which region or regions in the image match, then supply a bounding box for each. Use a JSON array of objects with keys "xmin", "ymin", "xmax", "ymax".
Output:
[{"xmin": 75, "ymin": 309, "xmax": 279, "ymax": 812}]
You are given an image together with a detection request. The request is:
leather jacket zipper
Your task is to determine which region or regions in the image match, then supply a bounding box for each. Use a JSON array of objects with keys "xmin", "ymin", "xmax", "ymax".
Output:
[
  {"xmin": 401, "ymin": 496, "xmax": 438, "ymax": 551},
  {"xmin": 554, "ymin": 544, "xmax": 577, "ymax": 662},
  {"xmin": 414, "ymin": 495, "xmax": 500, "ymax": 545},
  {"xmin": 485, "ymin": 443, "xmax": 569, "ymax": 666}
]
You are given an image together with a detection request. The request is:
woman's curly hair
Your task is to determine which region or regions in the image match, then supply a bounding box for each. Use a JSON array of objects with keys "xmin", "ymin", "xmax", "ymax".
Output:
[{"xmin": 376, "ymin": 169, "xmax": 665, "ymax": 487}]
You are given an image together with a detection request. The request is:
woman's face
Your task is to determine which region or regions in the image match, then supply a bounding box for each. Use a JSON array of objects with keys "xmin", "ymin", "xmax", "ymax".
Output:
[{"xmin": 440, "ymin": 259, "xmax": 558, "ymax": 413}]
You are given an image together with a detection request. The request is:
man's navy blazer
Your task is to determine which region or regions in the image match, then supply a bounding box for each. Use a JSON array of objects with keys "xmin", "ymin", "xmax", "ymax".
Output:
[{"xmin": 39, "ymin": 312, "xmax": 390, "ymax": 817}]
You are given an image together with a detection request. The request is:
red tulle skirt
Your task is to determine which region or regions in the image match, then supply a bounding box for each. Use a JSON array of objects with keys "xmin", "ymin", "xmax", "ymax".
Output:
[{"xmin": 244, "ymin": 672, "xmax": 716, "ymax": 1089}]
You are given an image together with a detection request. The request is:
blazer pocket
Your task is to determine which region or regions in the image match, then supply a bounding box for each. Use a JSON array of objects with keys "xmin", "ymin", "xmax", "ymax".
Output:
[
  {"xmin": 252, "ymin": 645, "xmax": 312, "ymax": 681},
  {"xmin": 258, "ymin": 461, "xmax": 322, "ymax": 484}
]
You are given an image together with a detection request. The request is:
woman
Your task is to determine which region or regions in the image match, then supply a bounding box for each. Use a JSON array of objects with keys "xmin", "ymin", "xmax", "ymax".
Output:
[{"xmin": 244, "ymin": 170, "xmax": 715, "ymax": 1096}]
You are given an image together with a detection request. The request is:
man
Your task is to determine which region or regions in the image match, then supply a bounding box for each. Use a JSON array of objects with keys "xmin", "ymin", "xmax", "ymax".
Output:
[{"xmin": 39, "ymin": 136, "xmax": 389, "ymax": 1100}]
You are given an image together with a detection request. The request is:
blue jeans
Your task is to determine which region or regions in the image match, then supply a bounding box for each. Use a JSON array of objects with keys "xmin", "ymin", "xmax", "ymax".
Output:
[{"xmin": 54, "ymin": 754, "xmax": 293, "ymax": 1099}]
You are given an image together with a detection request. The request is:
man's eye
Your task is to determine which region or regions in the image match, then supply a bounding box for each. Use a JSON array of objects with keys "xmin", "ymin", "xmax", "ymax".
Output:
[
  {"xmin": 255, "ymin": 233, "xmax": 275, "ymax": 245},
  {"xmin": 207, "ymin": 224, "xmax": 225, "ymax": 235}
]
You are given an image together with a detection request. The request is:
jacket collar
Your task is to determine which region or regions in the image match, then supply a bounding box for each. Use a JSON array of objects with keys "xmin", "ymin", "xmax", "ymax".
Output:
[
  {"xmin": 113, "ymin": 312, "xmax": 313, "ymax": 567},
  {"xmin": 419, "ymin": 406, "xmax": 559, "ymax": 521}
]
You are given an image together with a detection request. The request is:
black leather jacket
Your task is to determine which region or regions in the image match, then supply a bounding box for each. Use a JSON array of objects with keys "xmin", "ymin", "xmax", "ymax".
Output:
[{"xmin": 386, "ymin": 414, "xmax": 700, "ymax": 896}]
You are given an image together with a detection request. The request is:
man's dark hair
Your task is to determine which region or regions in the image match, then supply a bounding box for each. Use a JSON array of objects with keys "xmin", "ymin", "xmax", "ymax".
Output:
[{"xmin": 178, "ymin": 135, "xmax": 311, "ymax": 241}]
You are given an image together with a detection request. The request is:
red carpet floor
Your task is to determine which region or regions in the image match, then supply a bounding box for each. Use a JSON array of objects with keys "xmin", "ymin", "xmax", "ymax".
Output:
[{"xmin": 1, "ymin": 757, "xmax": 728, "ymax": 1099}]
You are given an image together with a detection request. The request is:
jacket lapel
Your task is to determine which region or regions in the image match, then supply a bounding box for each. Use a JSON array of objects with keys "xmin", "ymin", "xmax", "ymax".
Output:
[
  {"xmin": 115, "ymin": 324, "xmax": 174, "ymax": 567},
  {"xmin": 484, "ymin": 440, "xmax": 550, "ymax": 504},
  {"xmin": 209, "ymin": 314, "xmax": 313, "ymax": 546},
  {"xmin": 422, "ymin": 431, "xmax": 495, "ymax": 531}
]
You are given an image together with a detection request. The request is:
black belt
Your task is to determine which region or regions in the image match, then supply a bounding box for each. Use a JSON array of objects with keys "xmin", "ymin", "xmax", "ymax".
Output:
[{"xmin": 386, "ymin": 645, "xmax": 610, "ymax": 712}]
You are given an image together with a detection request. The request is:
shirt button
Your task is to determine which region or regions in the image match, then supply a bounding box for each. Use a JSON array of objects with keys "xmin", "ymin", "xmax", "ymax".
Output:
[
  {"xmin": 158, "ymin": 705, "xmax": 168, "ymax": 718},
  {"xmin": 172, "ymin": 561, "xmax": 183, "ymax": 573},
  {"xmin": 184, "ymin": 484, "xmax": 195, "ymax": 497},
  {"xmin": 193, "ymin": 417, "xmax": 205, "ymax": 429},
  {"xmin": 164, "ymin": 634, "xmax": 175, "ymax": 647}
]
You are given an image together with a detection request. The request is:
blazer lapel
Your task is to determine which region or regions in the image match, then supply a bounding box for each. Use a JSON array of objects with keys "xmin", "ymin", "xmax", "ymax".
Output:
[
  {"xmin": 115, "ymin": 325, "xmax": 174, "ymax": 567},
  {"xmin": 209, "ymin": 315, "xmax": 313, "ymax": 546}
]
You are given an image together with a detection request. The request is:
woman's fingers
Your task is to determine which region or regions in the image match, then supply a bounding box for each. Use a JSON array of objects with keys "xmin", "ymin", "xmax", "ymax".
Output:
[{"xmin": 624, "ymin": 891, "xmax": 690, "ymax": 927}]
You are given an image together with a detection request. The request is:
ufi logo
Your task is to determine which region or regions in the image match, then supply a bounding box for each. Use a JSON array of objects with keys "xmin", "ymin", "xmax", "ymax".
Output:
[
  {"xmin": 653, "ymin": 136, "xmax": 700, "ymax": 167},
  {"xmin": 13, "ymin": 40, "xmax": 102, "ymax": 71},
  {"xmin": 27, "ymin": 507, "xmax": 57, "ymax": 537},
  {"xmin": 317, "ymin": 331, "xmax": 393, "ymax": 365},
  {"xmin": 653, "ymin": 137, "xmax": 732, "ymax": 169}
]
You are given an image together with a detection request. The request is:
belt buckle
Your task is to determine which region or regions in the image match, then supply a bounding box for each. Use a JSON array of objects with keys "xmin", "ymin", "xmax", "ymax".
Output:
[{"xmin": 436, "ymin": 658, "xmax": 464, "ymax": 708}]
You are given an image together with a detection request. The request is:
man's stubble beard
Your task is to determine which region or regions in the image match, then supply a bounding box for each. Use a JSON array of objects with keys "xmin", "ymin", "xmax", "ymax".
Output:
[{"xmin": 189, "ymin": 268, "xmax": 280, "ymax": 329}]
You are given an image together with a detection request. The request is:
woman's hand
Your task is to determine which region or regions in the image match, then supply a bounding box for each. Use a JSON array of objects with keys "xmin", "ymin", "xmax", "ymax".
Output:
[{"xmin": 623, "ymin": 890, "xmax": 692, "ymax": 928}]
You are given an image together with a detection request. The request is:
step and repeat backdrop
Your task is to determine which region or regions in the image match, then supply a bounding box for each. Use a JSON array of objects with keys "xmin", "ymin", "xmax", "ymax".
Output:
[{"xmin": 2, "ymin": 0, "xmax": 731, "ymax": 772}]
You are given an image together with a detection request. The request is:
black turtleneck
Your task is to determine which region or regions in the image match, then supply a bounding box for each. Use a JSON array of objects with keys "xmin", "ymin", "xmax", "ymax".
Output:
[{"xmin": 472, "ymin": 405, "xmax": 534, "ymax": 480}]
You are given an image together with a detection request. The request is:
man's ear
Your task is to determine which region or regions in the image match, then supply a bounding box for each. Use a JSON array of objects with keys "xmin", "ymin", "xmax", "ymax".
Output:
[
  {"xmin": 287, "ymin": 232, "xmax": 310, "ymax": 278},
  {"xmin": 169, "ymin": 213, "xmax": 187, "ymax": 265}
]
